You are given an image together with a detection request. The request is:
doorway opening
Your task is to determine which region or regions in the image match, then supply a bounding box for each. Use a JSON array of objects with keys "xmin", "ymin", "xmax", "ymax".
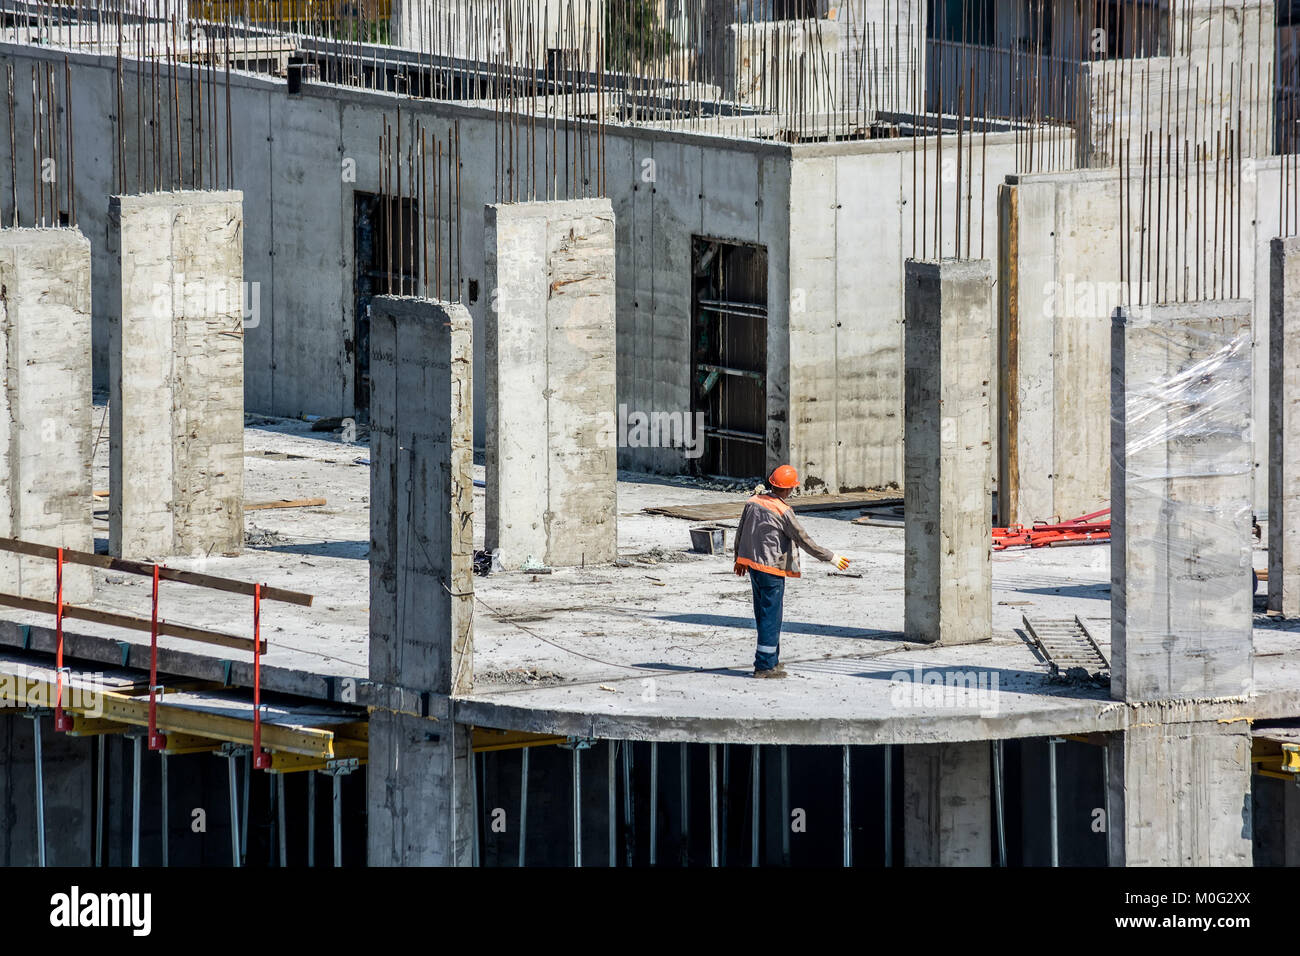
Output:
[
  {"xmin": 352, "ymin": 191, "xmax": 419, "ymax": 416},
  {"xmin": 690, "ymin": 237, "xmax": 768, "ymax": 479}
]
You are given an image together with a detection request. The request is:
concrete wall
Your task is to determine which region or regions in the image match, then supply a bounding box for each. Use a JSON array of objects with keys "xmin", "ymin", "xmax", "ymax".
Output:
[
  {"xmin": 722, "ymin": 18, "xmax": 841, "ymax": 111},
  {"xmin": 107, "ymin": 191, "xmax": 245, "ymax": 559},
  {"xmin": 1111, "ymin": 300, "xmax": 1254, "ymax": 703},
  {"xmin": 0, "ymin": 42, "xmax": 1060, "ymax": 494},
  {"xmin": 0, "ymin": 227, "xmax": 94, "ymax": 602},
  {"xmin": 786, "ymin": 130, "xmax": 1038, "ymax": 493},
  {"xmin": 485, "ymin": 199, "xmax": 618, "ymax": 568},
  {"xmin": 1270, "ymin": 237, "xmax": 1300, "ymax": 616},
  {"xmin": 1081, "ymin": 0, "xmax": 1275, "ymax": 168},
  {"xmin": 999, "ymin": 158, "xmax": 1282, "ymax": 523}
]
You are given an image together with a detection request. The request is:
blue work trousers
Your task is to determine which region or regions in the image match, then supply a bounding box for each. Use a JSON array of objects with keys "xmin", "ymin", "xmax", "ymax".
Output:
[{"xmin": 750, "ymin": 568, "xmax": 786, "ymax": 671}]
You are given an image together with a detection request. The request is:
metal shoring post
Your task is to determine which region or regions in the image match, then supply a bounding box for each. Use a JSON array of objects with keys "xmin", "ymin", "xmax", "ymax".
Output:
[
  {"xmin": 621, "ymin": 742, "xmax": 633, "ymax": 867},
  {"xmin": 307, "ymin": 771, "xmax": 316, "ymax": 868},
  {"xmin": 709, "ymin": 743, "xmax": 719, "ymax": 867},
  {"xmin": 333, "ymin": 771, "xmax": 342, "ymax": 868},
  {"xmin": 720, "ymin": 744, "xmax": 729, "ymax": 867},
  {"xmin": 842, "ymin": 745, "xmax": 851, "ymax": 868},
  {"xmin": 781, "ymin": 745, "xmax": 790, "ymax": 866},
  {"xmin": 131, "ymin": 734, "xmax": 142, "ymax": 867},
  {"xmin": 240, "ymin": 751, "xmax": 250, "ymax": 862},
  {"xmin": 680, "ymin": 743, "xmax": 689, "ymax": 866},
  {"xmin": 226, "ymin": 752, "xmax": 240, "ymax": 867},
  {"xmin": 95, "ymin": 735, "xmax": 105, "ymax": 867},
  {"xmin": 268, "ymin": 774, "xmax": 276, "ymax": 866},
  {"xmin": 31, "ymin": 711, "xmax": 46, "ymax": 867},
  {"xmin": 884, "ymin": 744, "xmax": 893, "ymax": 867},
  {"xmin": 470, "ymin": 750, "xmax": 480, "ymax": 868},
  {"xmin": 572, "ymin": 745, "xmax": 582, "ymax": 868},
  {"xmin": 751, "ymin": 744, "xmax": 760, "ymax": 867},
  {"xmin": 649, "ymin": 742, "xmax": 658, "ymax": 866},
  {"xmin": 1049, "ymin": 737, "xmax": 1062, "ymax": 867},
  {"xmin": 518, "ymin": 746, "xmax": 529, "ymax": 867},
  {"xmin": 993, "ymin": 740, "xmax": 1007, "ymax": 867},
  {"xmin": 608, "ymin": 741, "xmax": 616, "ymax": 867},
  {"xmin": 160, "ymin": 751, "xmax": 168, "ymax": 867},
  {"xmin": 277, "ymin": 774, "xmax": 287, "ymax": 866},
  {"xmin": 1102, "ymin": 741, "xmax": 1111, "ymax": 865}
]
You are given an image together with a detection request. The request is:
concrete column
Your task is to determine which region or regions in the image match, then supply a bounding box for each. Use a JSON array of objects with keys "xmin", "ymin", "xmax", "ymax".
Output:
[
  {"xmin": 1106, "ymin": 718, "xmax": 1253, "ymax": 866},
  {"xmin": 368, "ymin": 295, "xmax": 474, "ymax": 697},
  {"xmin": 1110, "ymin": 302, "xmax": 1254, "ymax": 701},
  {"xmin": 107, "ymin": 191, "xmax": 244, "ymax": 559},
  {"xmin": 366, "ymin": 296, "xmax": 474, "ymax": 866},
  {"xmin": 903, "ymin": 258, "xmax": 993, "ymax": 645},
  {"xmin": 484, "ymin": 199, "xmax": 617, "ymax": 569},
  {"xmin": 367, "ymin": 706, "xmax": 474, "ymax": 867},
  {"xmin": 0, "ymin": 227, "xmax": 94, "ymax": 602},
  {"xmin": 902, "ymin": 741, "xmax": 992, "ymax": 866},
  {"xmin": 1270, "ymin": 237, "xmax": 1300, "ymax": 617}
]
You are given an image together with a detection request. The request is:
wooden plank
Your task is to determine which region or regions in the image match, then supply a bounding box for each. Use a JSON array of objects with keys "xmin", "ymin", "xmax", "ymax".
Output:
[
  {"xmin": 643, "ymin": 491, "xmax": 903, "ymax": 522},
  {"xmin": 0, "ymin": 591, "xmax": 266, "ymax": 654},
  {"xmin": 0, "ymin": 536, "xmax": 313, "ymax": 606},
  {"xmin": 244, "ymin": 497, "xmax": 327, "ymax": 511}
]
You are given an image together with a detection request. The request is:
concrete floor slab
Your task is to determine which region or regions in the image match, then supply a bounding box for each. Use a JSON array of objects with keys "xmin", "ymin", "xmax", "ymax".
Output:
[{"xmin": 1, "ymin": 411, "xmax": 1295, "ymax": 745}]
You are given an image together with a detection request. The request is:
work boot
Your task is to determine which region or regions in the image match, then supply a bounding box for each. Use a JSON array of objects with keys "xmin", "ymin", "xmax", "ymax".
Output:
[{"xmin": 753, "ymin": 666, "xmax": 787, "ymax": 679}]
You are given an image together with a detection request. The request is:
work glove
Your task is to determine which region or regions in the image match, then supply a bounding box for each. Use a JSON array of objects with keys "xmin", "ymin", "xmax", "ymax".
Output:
[{"xmin": 831, "ymin": 554, "xmax": 850, "ymax": 571}]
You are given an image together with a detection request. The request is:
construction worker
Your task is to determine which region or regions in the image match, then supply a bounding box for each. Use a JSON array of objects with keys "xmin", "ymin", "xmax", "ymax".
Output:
[{"xmin": 733, "ymin": 465, "xmax": 850, "ymax": 678}]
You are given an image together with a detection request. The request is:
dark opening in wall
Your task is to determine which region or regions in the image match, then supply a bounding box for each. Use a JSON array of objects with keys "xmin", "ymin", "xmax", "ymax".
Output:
[
  {"xmin": 352, "ymin": 191, "xmax": 419, "ymax": 417},
  {"xmin": 690, "ymin": 237, "xmax": 768, "ymax": 480}
]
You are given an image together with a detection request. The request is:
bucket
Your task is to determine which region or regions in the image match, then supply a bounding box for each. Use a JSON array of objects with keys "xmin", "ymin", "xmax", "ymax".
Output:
[{"xmin": 689, "ymin": 525, "xmax": 727, "ymax": 554}]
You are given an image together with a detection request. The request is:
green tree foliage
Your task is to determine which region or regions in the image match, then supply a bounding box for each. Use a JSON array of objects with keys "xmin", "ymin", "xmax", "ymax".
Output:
[{"xmin": 605, "ymin": 0, "xmax": 675, "ymax": 72}]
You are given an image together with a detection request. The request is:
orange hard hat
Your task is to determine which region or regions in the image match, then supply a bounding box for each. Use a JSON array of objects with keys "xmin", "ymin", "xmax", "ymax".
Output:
[{"xmin": 769, "ymin": 464, "xmax": 799, "ymax": 489}]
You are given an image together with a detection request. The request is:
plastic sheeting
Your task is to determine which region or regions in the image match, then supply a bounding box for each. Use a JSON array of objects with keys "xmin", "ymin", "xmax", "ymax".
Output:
[{"xmin": 1111, "ymin": 303, "xmax": 1255, "ymax": 701}]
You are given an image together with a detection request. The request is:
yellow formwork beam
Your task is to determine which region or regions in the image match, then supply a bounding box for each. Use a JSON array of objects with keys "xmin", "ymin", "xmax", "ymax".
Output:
[
  {"xmin": 161, "ymin": 731, "xmax": 226, "ymax": 755},
  {"xmin": 269, "ymin": 751, "xmax": 370, "ymax": 774},
  {"xmin": 471, "ymin": 727, "xmax": 568, "ymax": 753},
  {"xmin": 66, "ymin": 716, "xmax": 130, "ymax": 736},
  {"xmin": 1251, "ymin": 737, "xmax": 1300, "ymax": 778},
  {"xmin": 0, "ymin": 665, "xmax": 361, "ymax": 759}
]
